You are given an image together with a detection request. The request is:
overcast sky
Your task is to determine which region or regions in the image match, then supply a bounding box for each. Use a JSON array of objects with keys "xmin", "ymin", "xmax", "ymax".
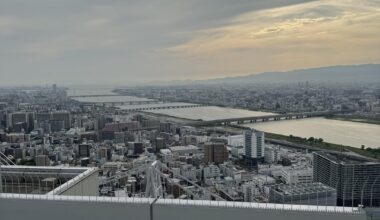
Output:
[{"xmin": 0, "ymin": 0, "xmax": 379, "ymax": 85}]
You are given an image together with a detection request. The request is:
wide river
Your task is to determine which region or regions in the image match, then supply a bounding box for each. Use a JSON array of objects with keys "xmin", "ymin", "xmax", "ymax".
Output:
[
  {"xmin": 244, "ymin": 117, "xmax": 380, "ymax": 149},
  {"xmin": 146, "ymin": 106, "xmax": 275, "ymax": 121},
  {"xmin": 66, "ymin": 86, "xmax": 379, "ymax": 149}
]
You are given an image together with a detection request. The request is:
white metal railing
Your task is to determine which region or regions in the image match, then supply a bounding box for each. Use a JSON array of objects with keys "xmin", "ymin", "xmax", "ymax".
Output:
[
  {"xmin": 154, "ymin": 199, "xmax": 364, "ymax": 214},
  {"xmin": 0, "ymin": 193, "xmax": 365, "ymax": 215},
  {"xmin": 0, "ymin": 193, "xmax": 154, "ymax": 204}
]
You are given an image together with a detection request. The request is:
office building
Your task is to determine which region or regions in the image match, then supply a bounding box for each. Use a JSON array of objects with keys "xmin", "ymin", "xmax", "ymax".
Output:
[
  {"xmin": 36, "ymin": 113, "xmax": 51, "ymax": 124},
  {"xmin": 313, "ymin": 152, "xmax": 380, "ymax": 207},
  {"xmin": 50, "ymin": 120, "xmax": 65, "ymax": 132},
  {"xmin": 133, "ymin": 142, "xmax": 144, "ymax": 155},
  {"xmin": 9, "ymin": 112, "xmax": 34, "ymax": 132},
  {"xmin": 155, "ymin": 137, "xmax": 165, "ymax": 152},
  {"xmin": 78, "ymin": 144, "xmax": 91, "ymax": 158},
  {"xmin": 203, "ymin": 143, "xmax": 228, "ymax": 164},
  {"xmin": 281, "ymin": 167, "xmax": 313, "ymax": 184},
  {"xmin": 244, "ymin": 130, "xmax": 265, "ymax": 164},
  {"xmin": 265, "ymin": 145, "xmax": 280, "ymax": 163},
  {"xmin": 51, "ymin": 111, "xmax": 71, "ymax": 130}
]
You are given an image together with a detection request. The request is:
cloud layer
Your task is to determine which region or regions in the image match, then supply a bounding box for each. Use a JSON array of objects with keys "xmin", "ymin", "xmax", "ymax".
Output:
[{"xmin": 0, "ymin": 0, "xmax": 379, "ymax": 85}]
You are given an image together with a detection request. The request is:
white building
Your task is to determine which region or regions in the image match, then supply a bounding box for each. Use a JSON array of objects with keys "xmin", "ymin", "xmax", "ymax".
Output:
[
  {"xmin": 160, "ymin": 149, "xmax": 172, "ymax": 163},
  {"xmin": 231, "ymin": 146, "xmax": 245, "ymax": 158},
  {"xmin": 244, "ymin": 130, "xmax": 265, "ymax": 160},
  {"xmin": 281, "ymin": 167, "xmax": 313, "ymax": 184},
  {"xmin": 228, "ymin": 135, "xmax": 244, "ymax": 147},
  {"xmin": 203, "ymin": 164, "xmax": 220, "ymax": 179},
  {"xmin": 169, "ymin": 145, "xmax": 199, "ymax": 156},
  {"xmin": 265, "ymin": 145, "xmax": 280, "ymax": 163},
  {"xmin": 242, "ymin": 182, "xmax": 260, "ymax": 202},
  {"xmin": 180, "ymin": 164, "xmax": 197, "ymax": 180}
]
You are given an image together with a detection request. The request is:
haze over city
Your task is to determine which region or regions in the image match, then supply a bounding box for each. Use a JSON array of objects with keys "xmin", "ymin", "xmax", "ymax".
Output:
[
  {"xmin": 1, "ymin": 0, "xmax": 379, "ymax": 85},
  {"xmin": 1, "ymin": 1, "xmax": 380, "ymax": 220}
]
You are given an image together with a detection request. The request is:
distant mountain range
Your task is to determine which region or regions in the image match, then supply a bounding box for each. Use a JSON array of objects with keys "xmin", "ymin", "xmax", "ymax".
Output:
[{"xmin": 167, "ymin": 64, "xmax": 380, "ymax": 85}]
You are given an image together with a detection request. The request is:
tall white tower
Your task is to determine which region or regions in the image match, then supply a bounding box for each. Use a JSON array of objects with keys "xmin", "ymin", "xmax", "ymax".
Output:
[{"xmin": 244, "ymin": 130, "xmax": 265, "ymax": 159}]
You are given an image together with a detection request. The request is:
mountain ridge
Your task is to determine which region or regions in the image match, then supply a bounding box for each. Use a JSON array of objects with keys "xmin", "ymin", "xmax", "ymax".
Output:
[{"xmin": 152, "ymin": 64, "xmax": 380, "ymax": 85}]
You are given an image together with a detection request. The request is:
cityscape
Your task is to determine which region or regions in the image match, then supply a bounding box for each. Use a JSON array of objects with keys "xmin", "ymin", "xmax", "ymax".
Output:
[{"xmin": 1, "ymin": 0, "xmax": 380, "ymax": 220}]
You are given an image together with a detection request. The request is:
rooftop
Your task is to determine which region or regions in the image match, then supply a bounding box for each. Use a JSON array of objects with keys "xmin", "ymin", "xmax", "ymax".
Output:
[
  {"xmin": 0, "ymin": 165, "xmax": 98, "ymax": 195},
  {"xmin": 169, "ymin": 145, "xmax": 199, "ymax": 152},
  {"xmin": 271, "ymin": 182, "xmax": 336, "ymax": 196},
  {"xmin": 314, "ymin": 152, "xmax": 379, "ymax": 165}
]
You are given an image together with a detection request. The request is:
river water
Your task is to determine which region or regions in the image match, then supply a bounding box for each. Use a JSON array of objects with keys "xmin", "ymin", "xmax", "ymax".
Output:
[
  {"xmin": 244, "ymin": 117, "xmax": 380, "ymax": 149},
  {"xmin": 66, "ymin": 86, "xmax": 379, "ymax": 149},
  {"xmin": 146, "ymin": 106, "xmax": 276, "ymax": 121}
]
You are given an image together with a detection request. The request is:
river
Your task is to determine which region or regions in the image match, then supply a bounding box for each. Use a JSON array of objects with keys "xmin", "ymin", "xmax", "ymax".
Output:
[{"xmin": 244, "ymin": 117, "xmax": 380, "ymax": 149}]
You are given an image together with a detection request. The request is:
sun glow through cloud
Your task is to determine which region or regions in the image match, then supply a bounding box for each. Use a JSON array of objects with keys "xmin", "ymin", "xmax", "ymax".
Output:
[{"xmin": 166, "ymin": 0, "xmax": 380, "ymax": 78}]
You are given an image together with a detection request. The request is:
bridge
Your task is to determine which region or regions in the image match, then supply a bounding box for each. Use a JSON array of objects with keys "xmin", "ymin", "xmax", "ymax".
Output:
[
  {"xmin": 69, "ymin": 94, "xmax": 161, "ymax": 105},
  {"xmin": 118, "ymin": 104, "xmax": 206, "ymax": 112},
  {"xmin": 192, "ymin": 111, "xmax": 342, "ymax": 126},
  {"xmin": 68, "ymin": 94, "xmax": 120, "ymax": 98}
]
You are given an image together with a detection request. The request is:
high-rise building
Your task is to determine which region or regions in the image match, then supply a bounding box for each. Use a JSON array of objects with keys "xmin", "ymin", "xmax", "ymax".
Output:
[
  {"xmin": 78, "ymin": 144, "xmax": 91, "ymax": 158},
  {"xmin": 313, "ymin": 152, "xmax": 380, "ymax": 207},
  {"xmin": 114, "ymin": 132, "xmax": 125, "ymax": 144},
  {"xmin": 50, "ymin": 120, "xmax": 65, "ymax": 132},
  {"xmin": 155, "ymin": 137, "xmax": 165, "ymax": 152},
  {"xmin": 204, "ymin": 142, "xmax": 228, "ymax": 164},
  {"xmin": 36, "ymin": 113, "xmax": 51, "ymax": 124},
  {"xmin": 0, "ymin": 102, "xmax": 7, "ymax": 111},
  {"xmin": 133, "ymin": 142, "xmax": 144, "ymax": 155},
  {"xmin": 244, "ymin": 130, "xmax": 265, "ymax": 164},
  {"xmin": 9, "ymin": 112, "xmax": 34, "ymax": 132},
  {"xmin": 51, "ymin": 111, "xmax": 71, "ymax": 130}
]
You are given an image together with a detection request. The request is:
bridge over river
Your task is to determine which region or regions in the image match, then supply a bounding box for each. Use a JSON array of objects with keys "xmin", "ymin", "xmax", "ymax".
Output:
[{"xmin": 191, "ymin": 111, "xmax": 344, "ymax": 126}]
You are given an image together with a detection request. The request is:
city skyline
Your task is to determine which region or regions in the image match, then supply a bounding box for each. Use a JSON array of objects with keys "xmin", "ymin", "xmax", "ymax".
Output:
[{"xmin": 1, "ymin": 0, "xmax": 379, "ymax": 85}]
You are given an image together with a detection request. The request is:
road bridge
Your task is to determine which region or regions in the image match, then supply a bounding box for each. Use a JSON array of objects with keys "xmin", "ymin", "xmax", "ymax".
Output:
[
  {"xmin": 68, "ymin": 94, "xmax": 120, "ymax": 98},
  {"xmin": 119, "ymin": 104, "xmax": 206, "ymax": 112},
  {"xmin": 69, "ymin": 95, "xmax": 160, "ymax": 105},
  {"xmin": 193, "ymin": 111, "xmax": 343, "ymax": 126}
]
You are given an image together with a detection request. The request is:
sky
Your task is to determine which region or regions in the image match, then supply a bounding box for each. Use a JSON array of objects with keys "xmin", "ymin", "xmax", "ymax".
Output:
[{"xmin": 0, "ymin": 0, "xmax": 379, "ymax": 85}]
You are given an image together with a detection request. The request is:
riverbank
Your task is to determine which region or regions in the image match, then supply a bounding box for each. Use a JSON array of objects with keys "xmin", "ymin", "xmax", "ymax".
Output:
[
  {"xmin": 326, "ymin": 115, "xmax": 380, "ymax": 125},
  {"xmin": 265, "ymin": 132, "xmax": 380, "ymax": 160}
]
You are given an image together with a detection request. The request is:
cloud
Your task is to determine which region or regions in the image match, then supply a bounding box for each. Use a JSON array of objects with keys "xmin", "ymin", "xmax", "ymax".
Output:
[
  {"xmin": 169, "ymin": 0, "xmax": 379, "ymax": 54},
  {"xmin": 0, "ymin": 0, "xmax": 378, "ymax": 85},
  {"xmin": 164, "ymin": 0, "xmax": 380, "ymax": 79}
]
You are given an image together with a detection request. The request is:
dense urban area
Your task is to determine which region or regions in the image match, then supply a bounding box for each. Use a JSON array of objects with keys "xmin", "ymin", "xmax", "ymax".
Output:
[
  {"xmin": 118, "ymin": 83, "xmax": 380, "ymax": 118},
  {"xmin": 0, "ymin": 84, "xmax": 379, "ymax": 211}
]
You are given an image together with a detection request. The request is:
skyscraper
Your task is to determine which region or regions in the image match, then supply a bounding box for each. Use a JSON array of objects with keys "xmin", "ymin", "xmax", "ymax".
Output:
[
  {"xmin": 9, "ymin": 112, "xmax": 34, "ymax": 132},
  {"xmin": 244, "ymin": 129, "xmax": 265, "ymax": 165}
]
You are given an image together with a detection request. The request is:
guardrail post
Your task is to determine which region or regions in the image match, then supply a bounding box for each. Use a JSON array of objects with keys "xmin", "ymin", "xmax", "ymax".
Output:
[{"xmin": 0, "ymin": 166, "xmax": 2, "ymax": 193}]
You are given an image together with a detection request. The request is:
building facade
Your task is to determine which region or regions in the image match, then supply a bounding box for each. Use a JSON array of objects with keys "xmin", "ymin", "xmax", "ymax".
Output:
[
  {"xmin": 204, "ymin": 143, "xmax": 228, "ymax": 164},
  {"xmin": 313, "ymin": 152, "xmax": 380, "ymax": 207},
  {"xmin": 244, "ymin": 130, "xmax": 265, "ymax": 164}
]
